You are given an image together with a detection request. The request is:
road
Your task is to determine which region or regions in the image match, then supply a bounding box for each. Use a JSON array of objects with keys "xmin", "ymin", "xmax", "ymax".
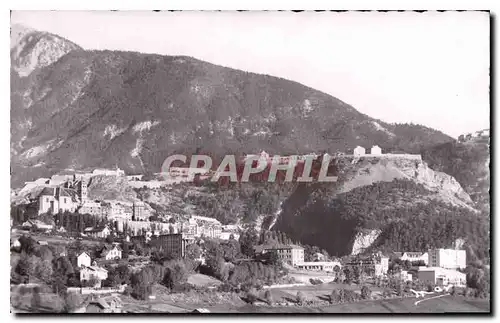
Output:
[{"xmin": 414, "ymin": 293, "xmax": 450, "ymax": 306}]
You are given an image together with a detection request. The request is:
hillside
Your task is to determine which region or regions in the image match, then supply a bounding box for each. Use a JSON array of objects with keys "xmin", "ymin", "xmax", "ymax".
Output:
[
  {"xmin": 272, "ymin": 156, "xmax": 488, "ymax": 259},
  {"xmin": 10, "ymin": 27, "xmax": 454, "ymax": 188},
  {"xmin": 422, "ymin": 140, "xmax": 490, "ymax": 212}
]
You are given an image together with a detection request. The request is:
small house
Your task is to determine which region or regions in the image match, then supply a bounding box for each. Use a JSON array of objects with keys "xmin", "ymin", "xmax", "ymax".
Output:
[
  {"xmin": 77, "ymin": 251, "xmax": 92, "ymax": 268},
  {"xmin": 370, "ymin": 145, "xmax": 382, "ymax": 155},
  {"xmin": 98, "ymin": 245, "xmax": 122, "ymax": 260},
  {"xmin": 84, "ymin": 225, "xmax": 111, "ymax": 239},
  {"xmin": 353, "ymin": 146, "xmax": 366, "ymax": 156}
]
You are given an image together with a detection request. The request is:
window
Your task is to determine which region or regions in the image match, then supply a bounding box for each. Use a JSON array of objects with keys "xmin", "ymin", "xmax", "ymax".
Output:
[{"xmin": 64, "ymin": 198, "xmax": 67, "ymax": 203}]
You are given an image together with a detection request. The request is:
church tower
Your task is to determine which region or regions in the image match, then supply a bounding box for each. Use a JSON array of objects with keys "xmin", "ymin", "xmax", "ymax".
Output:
[{"xmin": 79, "ymin": 176, "xmax": 88, "ymax": 203}]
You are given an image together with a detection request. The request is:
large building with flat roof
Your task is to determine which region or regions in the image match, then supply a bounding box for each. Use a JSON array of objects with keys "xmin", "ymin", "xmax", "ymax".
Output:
[{"xmin": 428, "ymin": 248, "xmax": 466, "ymax": 270}]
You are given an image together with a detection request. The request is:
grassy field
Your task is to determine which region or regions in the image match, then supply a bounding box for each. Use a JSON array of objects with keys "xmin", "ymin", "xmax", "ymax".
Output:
[{"xmin": 217, "ymin": 295, "xmax": 490, "ymax": 314}]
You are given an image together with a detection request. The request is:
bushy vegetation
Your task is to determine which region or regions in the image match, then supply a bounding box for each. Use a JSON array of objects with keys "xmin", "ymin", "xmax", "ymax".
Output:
[
  {"xmin": 186, "ymin": 182, "xmax": 294, "ymax": 224},
  {"xmin": 329, "ymin": 289, "xmax": 360, "ymax": 304}
]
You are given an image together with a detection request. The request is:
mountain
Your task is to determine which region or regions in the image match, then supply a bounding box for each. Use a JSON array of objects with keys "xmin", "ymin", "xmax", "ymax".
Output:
[
  {"xmin": 11, "ymin": 24, "xmax": 82, "ymax": 77},
  {"xmin": 10, "ymin": 27, "xmax": 454, "ymax": 188}
]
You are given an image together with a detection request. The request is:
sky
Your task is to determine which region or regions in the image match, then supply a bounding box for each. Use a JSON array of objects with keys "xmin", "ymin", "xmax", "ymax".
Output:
[{"xmin": 11, "ymin": 10, "xmax": 490, "ymax": 138}]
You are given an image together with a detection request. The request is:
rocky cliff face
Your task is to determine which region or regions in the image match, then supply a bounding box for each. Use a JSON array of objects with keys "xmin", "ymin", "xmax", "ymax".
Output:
[
  {"xmin": 337, "ymin": 155, "xmax": 473, "ymax": 209},
  {"xmin": 273, "ymin": 155, "xmax": 478, "ymax": 257},
  {"xmin": 351, "ymin": 229, "xmax": 382, "ymax": 255}
]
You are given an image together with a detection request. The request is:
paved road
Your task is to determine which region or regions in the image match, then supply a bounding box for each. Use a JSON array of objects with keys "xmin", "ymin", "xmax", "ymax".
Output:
[{"xmin": 414, "ymin": 293, "xmax": 450, "ymax": 306}]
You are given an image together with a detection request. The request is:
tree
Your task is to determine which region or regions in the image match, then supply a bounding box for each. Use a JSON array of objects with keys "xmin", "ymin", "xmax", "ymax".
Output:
[
  {"xmin": 239, "ymin": 227, "xmax": 259, "ymax": 257},
  {"xmin": 36, "ymin": 259, "xmax": 53, "ymax": 284},
  {"xmin": 131, "ymin": 267, "xmax": 155, "ymax": 300},
  {"xmin": 361, "ymin": 285, "xmax": 372, "ymax": 300},
  {"xmin": 264, "ymin": 290, "xmax": 274, "ymax": 305},
  {"xmin": 162, "ymin": 261, "xmax": 188, "ymax": 291},
  {"xmin": 105, "ymin": 235, "xmax": 114, "ymax": 244},
  {"xmin": 330, "ymin": 289, "xmax": 339, "ymax": 304},
  {"xmin": 185, "ymin": 243, "xmax": 202, "ymax": 260},
  {"xmin": 62, "ymin": 292, "xmax": 83, "ymax": 313},
  {"xmin": 15, "ymin": 254, "xmax": 39, "ymax": 283},
  {"xmin": 221, "ymin": 239, "xmax": 241, "ymax": 262},
  {"xmin": 18, "ymin": 235, "xmax": 36, "ymax": 255},
  {"xmin": 31, "ymin": 286, "xmax": 41, "ymax": 310},
  {"xmin": 246, "ymin": 289, "xmax": 258, "ymax": 305},
  {"xmin": 37, "ymin": 246, "xmax": 54, "ymax": 262},
  {"xmin": 343, "ymin": 267, "xmax": 353, "ymax": 284},
  {"xmin": 296, "ymin": 291, "xmax": 305, "ymax": 305},
  {"xmin": 122, "ymin": 243, "xmax": 130, "ymax": 259}
]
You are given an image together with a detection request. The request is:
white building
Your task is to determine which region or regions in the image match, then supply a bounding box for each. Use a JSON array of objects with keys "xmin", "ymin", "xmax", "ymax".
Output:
[
  {"xmin": 38, "ymin": 187, "xmax": 79, "ymax": 215},
  {"xmin": 24, "ymin": 220, "xmax": 53, "ymax": 231},
  {"xmin": 192, "ymin": 215, "xmax": 222, "ymax": 239},
  {"xmin": 398, "ymin": 252, "xmax": 429, "ymax": 265},
  {"xmin": 428, "ymin": 248, "xmax": 466, "ymax": 270},
  {"xmin": 84, "ymin": 226, "xmax": 111, "ymax": 239},
  {"xmin": 260, "ymin": 244, "xmax": 305, "ymax": 267},
  {"xmin": 353, "ymin": 146, "xmax": 366, "ymax": 156},
  {"xmin": 80, "ymin": 266, "xmax": 108, "ymax": 287},
  {"xmin": 77, "ymin": 252, "xmax": 92, "ymax": 268},
  {"xmin": 295, "ymin": 261, "xmax": 342, "ymax": 272},
  {"xmin": 106, "ymin": 203, "xmax": 132, "ymax": 221},
  {"xmin": 92, "ymin": 168, "xmax": 125, "ymax": 177},
  {"xmin": 375, "ymin": 257, "xmax": 390, "ymax": 276},
  {"xmin": 418, "ymin": 267, "xmax": 466, "ymax": 287},
  {"xmin": 370, "ymin": 145, "xmax": 382, "ymax": 155},
  {"xmin": 99, "ymin": 245, "xmax": 122, "ymax": 260}
]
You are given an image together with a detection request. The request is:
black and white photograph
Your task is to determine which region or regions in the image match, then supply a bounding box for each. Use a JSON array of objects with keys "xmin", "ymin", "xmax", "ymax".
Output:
[{"xmin": 8, "ymin": 9, "xmax": 491, "ymax": 314}]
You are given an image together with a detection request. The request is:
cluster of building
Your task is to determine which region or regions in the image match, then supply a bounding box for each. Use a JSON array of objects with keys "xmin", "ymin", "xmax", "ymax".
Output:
[
  {"xmin": 251, "ymin": 243, "xmax": 467, "ymax": 288},
  {"xmin": 458, "ymin": 129, "xmax": 490, "ymax": 143},
  {"xmin": 353, "ymin": 145, "xmax": 382, "ymax": 157},
  {"xmin": 75, "ymin": 244, "xmax": 124, "ymax": 287},
  {"xmin": 35, "ymin": 176, "xmax": 149, "ymax": 221},
  {"xmin": 394, "ymin": 248, "xmax": 467, "ymax": 287}
]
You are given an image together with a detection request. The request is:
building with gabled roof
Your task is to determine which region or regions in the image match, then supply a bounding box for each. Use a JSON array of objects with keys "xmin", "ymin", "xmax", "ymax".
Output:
[
  {"xmin": 38, "ymin": 187, "xmax": 80, "ymax": 215},
  {"xmin": 353, "ymin": 146, "xmax": 366, "ymax": 156},
  {"xmin": 84, "ymin": 225, "xmax": 111, "ymax": 239},
  {"xmin": 98, "ymin": 244, "xmax": 122, "ymax": 260},
  {"xmin": 77, "ymin": 251, "xmax": 92, "ymax": 268},
  {"xmin": 370, "ymin": 145, "xmax": 382, "ymax": 155}
]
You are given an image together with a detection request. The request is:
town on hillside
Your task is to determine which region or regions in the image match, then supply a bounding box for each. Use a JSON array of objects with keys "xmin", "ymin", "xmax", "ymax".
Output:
[{"xmin": 10, "ymin": 145, "xmax": 482, "ymax": 314}]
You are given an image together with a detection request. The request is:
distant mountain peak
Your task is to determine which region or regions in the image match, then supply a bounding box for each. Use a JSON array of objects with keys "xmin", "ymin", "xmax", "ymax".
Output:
[{"xmin": 10, "ymin": 25, "xmax": 82, "ymax": 77}]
